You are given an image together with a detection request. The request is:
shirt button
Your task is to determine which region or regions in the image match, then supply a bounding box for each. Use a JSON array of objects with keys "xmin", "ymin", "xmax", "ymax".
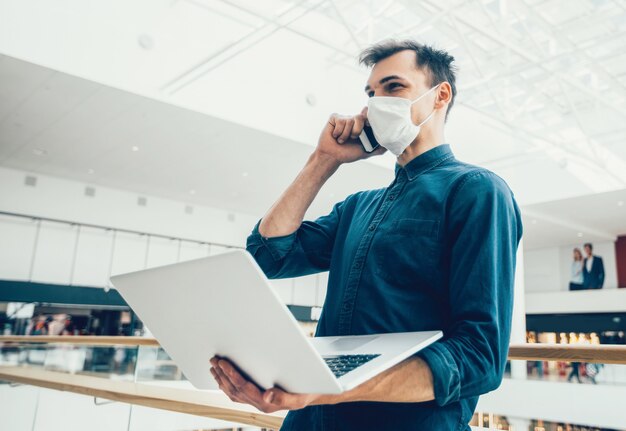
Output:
[
  {"xmin": 388, "ymin": 195, "xmax": 395, "ymax": 201},
  {"xmin": 368, "ymin": 224, "xmax": 376, "ymax": 231},
  {"xmin": 354, "ymin": 262, "xmax": 362, "ymax": 269}
]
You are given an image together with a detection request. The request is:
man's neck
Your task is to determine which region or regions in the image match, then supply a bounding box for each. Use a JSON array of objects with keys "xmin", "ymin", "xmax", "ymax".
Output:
[{"xmin": 396, "ymin": 128, "xmax": 444, "ymax": 167}]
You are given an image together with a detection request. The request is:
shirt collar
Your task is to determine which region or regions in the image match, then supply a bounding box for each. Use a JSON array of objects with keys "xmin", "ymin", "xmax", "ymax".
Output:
[{"xmin": 394, "ymin": 144, "xmax": 454, "ymax": 181}]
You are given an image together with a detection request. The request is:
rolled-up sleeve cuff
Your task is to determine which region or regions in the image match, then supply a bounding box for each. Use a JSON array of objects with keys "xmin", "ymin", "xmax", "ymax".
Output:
[
  {"xmin": 417, "ymin": 342, "xmax": 461, "ymax": 406},
  {"xmin": 246, "ymin": 219, "xmax": 298, "ymax": 262}
]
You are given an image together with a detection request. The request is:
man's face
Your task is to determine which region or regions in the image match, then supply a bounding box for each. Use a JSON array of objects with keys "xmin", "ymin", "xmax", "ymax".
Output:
[
  {"xmin": 364, "ymin": 50, "xmax": 436, "ymax": 126},
  {"xmin": 584, "ymin": 245, "xmax": 592, "ymax": 256}
]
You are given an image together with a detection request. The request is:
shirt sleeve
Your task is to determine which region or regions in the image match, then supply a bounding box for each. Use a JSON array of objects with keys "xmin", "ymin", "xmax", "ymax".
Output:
[
  {"xmin": 416, "ymin": 171, "xmax": 523, "ymax": 406},
  {"xmin": 246, "ymin": 197, "xmax": 349, "ymax": 279}
]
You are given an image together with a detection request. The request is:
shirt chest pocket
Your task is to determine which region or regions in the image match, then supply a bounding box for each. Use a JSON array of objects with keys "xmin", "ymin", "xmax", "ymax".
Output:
[{"xmin": 369, "ymin": 219, "xmax": 441, "ymax": 286}]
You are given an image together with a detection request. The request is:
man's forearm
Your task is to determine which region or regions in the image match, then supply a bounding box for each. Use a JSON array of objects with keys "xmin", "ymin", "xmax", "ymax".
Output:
[
  {"xmin": 259, "ymin": 152, "xmax": 340, "ymax": 238},
  {"xmin": 315, "ymin": 356, "xmax": 435, "ymax": 405}
]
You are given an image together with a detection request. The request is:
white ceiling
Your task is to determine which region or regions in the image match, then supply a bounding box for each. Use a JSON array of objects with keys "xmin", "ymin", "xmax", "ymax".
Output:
[
  {"xmin": 1, "ymin": 0, "xmax": 626, "ymax": 249},
  {"xmin": 1, "ymin": 54, "xmax": 626, "ymax": 250},
  {"xmin": 521, "ymin": 187, "xmax": 626, "ymax": 249},
  {"xmin": 0, "ymin": 54, "xmax": 394, "ymax": 219},
  {"xmin": 1, "ymin": 0, "xmax": 625, "ymax": 197}
]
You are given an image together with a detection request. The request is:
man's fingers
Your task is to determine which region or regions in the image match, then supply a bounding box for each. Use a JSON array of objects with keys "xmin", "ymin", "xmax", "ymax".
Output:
[
  {"xmin": 329, "ymin": 112, "xmax": 370, "ymax": 144},
  {"xmin": 211, "ymin": 361, "xmax": 312, "ymax": 414},
  {"xmin": 351, "ymin": 114, "xmax": 365, "ymax": 140},
  {"xmin": 218, "ymin": 360, "xmax": 265, "ymax": 403},
  {"xmin": 338, "ymin": 118, "xmax": 354, "ymax": 143},
  {"xmin": 332, "ymin": 120, "xmax": 346, "ymax": 140},
  {"xmin": 360, "ymin": 106, "xmax": 370, "ymax": 126},
  {"xmin": 212, "ymin": 365, "xmax": 238, "ymax": 398},
  {"xmin": 212, "ymin": 362, "xmax": 251, "ymax": 404},
  {"xmin": 210, "ymin": 358, "xmax": 311, "ymax": 413},
  {"xmin": 328, "ymin": 114, "xmax": 342, "ymax": 138},
  {"xmin": 218, "ymin": 359, "xmax": 247, "ymax": 387}
]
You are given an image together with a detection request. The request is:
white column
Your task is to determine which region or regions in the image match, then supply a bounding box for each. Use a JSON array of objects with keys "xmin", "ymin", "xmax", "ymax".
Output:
[{"xmin": 510, "ymin": 240, "xmax": 527, "ymax": 380}]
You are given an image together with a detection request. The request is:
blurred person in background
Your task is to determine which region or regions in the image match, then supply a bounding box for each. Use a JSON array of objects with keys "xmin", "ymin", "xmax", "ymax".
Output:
[
  {"xmin": 582, "ymin": 243, "xmax": 605, "ymax": 289},
  {"xmin": 567, "ymin": 362, "xmax": 582, "ymax": 383},
  {"xmin": 569, "ymin": 248, "xmax": 584, "ymax": 291}
]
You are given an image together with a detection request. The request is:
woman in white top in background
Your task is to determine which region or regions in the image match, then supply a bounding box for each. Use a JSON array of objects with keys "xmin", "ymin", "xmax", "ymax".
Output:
[{"xmin": 569, "ymin": 248, "xmax": 584, "ymax": 291}]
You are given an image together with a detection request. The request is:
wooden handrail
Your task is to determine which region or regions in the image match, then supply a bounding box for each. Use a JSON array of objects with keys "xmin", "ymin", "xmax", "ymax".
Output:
[
  {"xmin": 507, "ymin": 343, "xmax": 626, "ymax": 365},
  {"xmin": 0, "ymin": 367, "xmax": 502, "ymax": 430},
  {"xmin": 2, "ymin": 336, "xmax": 625, "ymax": 364},
  {"xmin": 0, "ymin": 336, "xmax": 160, "ymax": 346},
  {"xmin": 0, "ymin": 366, "xmax": 285, "ymax": 429}
]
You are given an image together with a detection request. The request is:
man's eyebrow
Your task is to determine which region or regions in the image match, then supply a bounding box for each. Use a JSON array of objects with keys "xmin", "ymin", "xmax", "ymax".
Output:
[{"xmin": 364, "ymin": 75, "xmax": 405, "ymax": 92}]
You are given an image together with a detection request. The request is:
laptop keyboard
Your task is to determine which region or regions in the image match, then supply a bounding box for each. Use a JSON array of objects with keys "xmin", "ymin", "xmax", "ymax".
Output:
[{"xmin": 323, "ymin": 354, "xmax": 380, "ymax": 378}]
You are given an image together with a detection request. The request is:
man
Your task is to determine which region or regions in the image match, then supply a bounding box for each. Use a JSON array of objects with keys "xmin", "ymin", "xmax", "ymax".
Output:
[
  {"xmin": 583, "ymin": 242, "xmax": 605, "ymax": 289},
  {"xmin": 209, "ymin": 40, "xmax": 523, "ymax": 430}
]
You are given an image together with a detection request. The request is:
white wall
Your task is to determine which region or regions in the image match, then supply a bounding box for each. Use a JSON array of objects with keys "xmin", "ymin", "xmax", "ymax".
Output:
[
  {"xmin": 0, "ymin": 167, "xmax": 326, "ymax": 306},
  {"xmin": 478, "ymin": 377, "xmax": 626, "ymax": 430},
  {"xmin": 0, "ymin": 166, "xmax": 257, "ymax": 247},
  {"xmin": 524, "ymin": 241, "xmax": 619, "ymax": 292},
  {"xmin": 523, "ymin": 247, "xmax": 562, "ymax": 293},
  {"xmin": 526, "ymin": 289, "xmax": 626, "ymax": 314}
]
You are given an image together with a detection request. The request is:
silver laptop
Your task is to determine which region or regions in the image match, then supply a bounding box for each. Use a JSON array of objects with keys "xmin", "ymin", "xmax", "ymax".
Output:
[{"xmin": 110, "ymin": 250, "xmax": 442, "ymax": 394}]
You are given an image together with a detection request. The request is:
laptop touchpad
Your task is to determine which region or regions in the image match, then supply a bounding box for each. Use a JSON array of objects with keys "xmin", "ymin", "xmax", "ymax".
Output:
[{"xmin": 329, "ymin": 335, "xmax": 378, "ymax": 351}]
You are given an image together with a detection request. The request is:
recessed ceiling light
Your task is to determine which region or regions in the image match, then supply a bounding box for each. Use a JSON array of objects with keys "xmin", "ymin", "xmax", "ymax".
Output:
[
  {"xmin": 577, "ymin": 232, "xmax": 583, "ymax": 237},
  {"xmin": 618, "ymin": 201, "xmax": 624, "ymax": 207},
  {"xmin": 32, "ymin": 148, "xmax": 47, "ymax": 156},
  {"xmin": 305, "ymin": 93, "xmax": 317, "ymax": 106},
  {"xmin": 131, "ymin": 146, "xmax": 139, "ymax": 152},
  {"xmin": 87, "ymin": 168, "xmax": 95, "ymax": 175},
  {"xmin": 137, "ymin": 34, "xmax": 155, "ymax": 50},
  {"xmin": 242, "ymin": 172, "xmax": 249, "ymax": 177},
  {"xmin": 189, "ymin": 189, "xmax": 196, "ymax": 195}
]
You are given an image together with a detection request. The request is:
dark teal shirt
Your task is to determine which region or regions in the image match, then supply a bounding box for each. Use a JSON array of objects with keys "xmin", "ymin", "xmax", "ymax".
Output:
[{"xmin": 246, "ymin": 144, "xmax": 523, "ymax": 431}]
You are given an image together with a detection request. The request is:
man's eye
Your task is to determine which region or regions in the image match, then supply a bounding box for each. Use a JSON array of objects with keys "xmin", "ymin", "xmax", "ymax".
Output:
[{"xmin": 387, "ymin": 83, "xmax": 401, "ymax": 91}]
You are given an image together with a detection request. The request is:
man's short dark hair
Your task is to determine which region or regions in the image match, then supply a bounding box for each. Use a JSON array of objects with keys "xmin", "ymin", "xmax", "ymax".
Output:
[
  {"xmin": 359, "ymin": 39, "xmax": 457, "ymax": 120},
  {"xmin": 584, "ymin": 242, "xmax": 593, "ymax": 251}
]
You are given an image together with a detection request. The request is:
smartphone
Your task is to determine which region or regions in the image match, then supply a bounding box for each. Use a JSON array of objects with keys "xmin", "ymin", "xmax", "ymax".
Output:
[{"xmin": 359, "ymin": 125, "xmax": 380, "ymax": 153}]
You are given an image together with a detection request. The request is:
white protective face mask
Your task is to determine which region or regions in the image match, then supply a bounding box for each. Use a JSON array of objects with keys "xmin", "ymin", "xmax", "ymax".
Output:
[{"xmin": 367, "ymin": 84, "xmax": 440, "ymax": 157}]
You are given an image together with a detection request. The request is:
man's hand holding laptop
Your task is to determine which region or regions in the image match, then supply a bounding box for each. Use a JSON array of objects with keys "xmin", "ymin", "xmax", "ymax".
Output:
[
  {"xmin": 209, "ymin": 353, "xmax": 435, "ymax": 414},
  {"xmin": 210, "ymin": 356, "xmax": 327, "ymax": 413}
]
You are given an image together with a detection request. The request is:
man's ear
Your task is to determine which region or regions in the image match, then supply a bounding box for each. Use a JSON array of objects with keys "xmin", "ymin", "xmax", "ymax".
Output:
[{"xmin": 435, "ymin": 82, "xmax": 452, "ymax": 109}]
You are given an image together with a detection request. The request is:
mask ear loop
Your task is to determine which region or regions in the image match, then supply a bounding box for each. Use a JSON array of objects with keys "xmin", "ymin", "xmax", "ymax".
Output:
[
  {"xmin": 410, "ymin": 83, "xmax": 441, "ymax": 105},
  {"xmin": 416, "ymin": 109, "xmax": 436, "ymax": 127},
  {"xmin": 413, "ymin": 83, "xmax": 441, "ymax": 127}
]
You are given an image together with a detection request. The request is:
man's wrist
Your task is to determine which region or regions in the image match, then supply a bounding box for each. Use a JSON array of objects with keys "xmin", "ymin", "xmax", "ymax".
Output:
[
  {"xmin": 309, "ymin": 391, "xmax": 350, "ymax": 406},
  {"xmin": 308, "ymin": 380, "xmax": 366, "ymax": 406},
  {"xmin": 309, "ymin": 150, "xmax": 342, "ymax": 175}
]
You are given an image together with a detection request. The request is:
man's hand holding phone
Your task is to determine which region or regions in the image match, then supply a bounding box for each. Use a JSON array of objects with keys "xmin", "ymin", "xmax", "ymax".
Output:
[{"xmin": 316, "ymin": 107, "xmax": 386, "ymax": 165}]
